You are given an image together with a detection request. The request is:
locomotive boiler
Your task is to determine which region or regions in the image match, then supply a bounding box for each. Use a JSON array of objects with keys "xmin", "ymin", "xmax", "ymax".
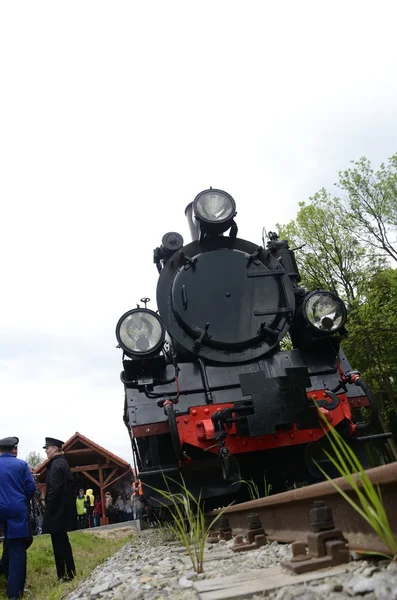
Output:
[{"xmin": 116, "ymin": 189, "xmax": 380, "ymax": 506}]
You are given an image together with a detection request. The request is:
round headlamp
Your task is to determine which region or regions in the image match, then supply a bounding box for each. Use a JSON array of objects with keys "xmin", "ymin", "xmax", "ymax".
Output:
[
  {"xmin": 303, "ymin": 291, "xmax": 347, "ymax": 333},
  {"xmin": 116, "ymin": 309, "xmax": 165, "ymax": 356},
  {"xmin": 193, "ymin": 189, "xmax": 236, "ymax": 226}
]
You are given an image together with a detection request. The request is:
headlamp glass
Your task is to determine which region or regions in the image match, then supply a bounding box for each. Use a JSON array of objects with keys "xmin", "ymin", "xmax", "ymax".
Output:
[
  {"xmin": 195, "ymin": 191, "xmax": 235, "ymax": 223},
  {"xmin": 304, "ymin": 292, "xmax": 346, "ymax": 332},
  {"xmin": 117, "ymin": 309, "xmax": 164, "ymax": 355}
]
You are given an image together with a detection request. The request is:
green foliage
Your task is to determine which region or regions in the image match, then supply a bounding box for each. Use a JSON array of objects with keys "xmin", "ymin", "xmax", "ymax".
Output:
[
  {"xmin": 279, "ymin": 332, "xmax": 293, "ymax": 351},
  {"xmin": 26, "ymin": 450, "xmax": 45, "ymax": 469},
  {"xmin": 337, "ymin": 155, "xmax": 397, "ymax": 263},
  {"xmin": 342, "ymin": 269, "xmax": 397, "ymax": 415},
  {"xmin": 277, "ymin": 189, "xmax": 384, "ymax": 307},
  {"xmin": 314, "ymin": 411, "xmax": 397, "ymax": 558},
  {"xmin": 148, "ymin": 477, "xmax": 229, "ymax": 573},
  {"xmin": 277, "ymin": 152, "xmax": 397, "ymax": 427},
  {"xmin": 0, "ymin": 530, "xmax": 132, "ymax": 600}
]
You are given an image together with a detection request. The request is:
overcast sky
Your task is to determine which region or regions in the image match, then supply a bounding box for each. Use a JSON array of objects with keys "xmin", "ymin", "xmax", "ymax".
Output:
[{"xmin": 1, "ymin": 1, "xmax": 397, "ymax": 464}]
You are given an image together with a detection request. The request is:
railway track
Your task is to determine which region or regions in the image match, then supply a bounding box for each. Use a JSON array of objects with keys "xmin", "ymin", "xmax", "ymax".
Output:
[
  {"xmin": 208, "ymin": 462, "xmax": 397, "ymax": 556},
  {"xmin": 58, "ymin": 465, "xmax": 397, "ymax": 600}
]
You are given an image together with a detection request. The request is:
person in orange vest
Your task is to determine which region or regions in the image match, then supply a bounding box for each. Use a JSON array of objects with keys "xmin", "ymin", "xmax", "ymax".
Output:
[
  {"xmin": 131, "ymin": 477, "xmax": 143, "ymax": 520},
  {"xmin": 132, "ymin": 477, "xmax": 143, "ymax": 497}
]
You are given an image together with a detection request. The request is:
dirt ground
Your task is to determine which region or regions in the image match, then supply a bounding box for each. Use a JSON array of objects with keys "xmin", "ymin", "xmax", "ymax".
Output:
[{"xmin": 84, "ymin": 526, "xmax": 137, "ymax": 541}]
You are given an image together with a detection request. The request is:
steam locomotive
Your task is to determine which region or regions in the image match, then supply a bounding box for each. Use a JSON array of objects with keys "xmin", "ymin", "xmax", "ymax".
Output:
[{"xmin": 116, "ymin": 189, "xmax": 380, "ymax": 506}]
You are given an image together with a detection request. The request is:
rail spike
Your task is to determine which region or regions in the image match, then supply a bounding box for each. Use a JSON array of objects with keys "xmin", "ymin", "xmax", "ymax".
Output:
[
  {"xmin": 232, "ymin": 512, "xmax": 267, "ymax": 552},
  {"xmin": 283, "ymin": 501, "xmax": 349, "ymax": 573},
  {"xmin": 219, "ymin": 515, "xmax": 233, "ymax": 541}
]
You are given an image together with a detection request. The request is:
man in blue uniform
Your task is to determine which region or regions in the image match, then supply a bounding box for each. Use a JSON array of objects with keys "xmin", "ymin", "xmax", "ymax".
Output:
[{"xmin": 0, "ymin": 436, "xmax": 36, "ymax": 599}]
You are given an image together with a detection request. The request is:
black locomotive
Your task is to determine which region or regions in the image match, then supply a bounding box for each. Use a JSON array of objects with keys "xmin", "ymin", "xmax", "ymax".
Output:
[{"xmin": 116, "ymin": 189, "xmax": 379, "ymax": 506}]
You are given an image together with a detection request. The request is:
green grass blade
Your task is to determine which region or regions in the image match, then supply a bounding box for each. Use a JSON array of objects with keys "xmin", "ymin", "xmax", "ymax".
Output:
[
  {"xmin": 314, "ymin": 409, "xmax": 397, "ymax": 558},
  {"xmin": 145, "ymin": 475, "xmax": 232, "ymax": 573}
]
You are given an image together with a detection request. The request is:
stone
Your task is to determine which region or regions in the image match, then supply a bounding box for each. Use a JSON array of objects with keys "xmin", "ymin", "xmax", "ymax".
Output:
[
  {"xmin": 362, "ymin": 567, "xmax": 379, "ymax": 577},
  {"xmin": 113, "ymin": 592, "xmax": 131, "ymax": 600},
  {"xmin": 178, "ymin": 575, "xmax": 193, "ymax": 588},
  {"xmin": 351, "ymin": 577, "xmax": 376, "ymax": 595},
  {"xmin": 90, "ymin": 581, "xmax": 111, "ymax": 596},
  {"xmin": 313, "ymin": 583, "xmax": 334, "ymax": 595},
  {"xmin": 275, "ymin": 587, "xmax": 324, "ymax": 600},
  {"xmin": 387, "ymin": 561, "xmax": 397, "ymax": 574},
  {"xmin": 141, "ymin": 583, "xmax": 153, "ymax": 590},
  {"xmin": 128, "ymin": 591, "xmax": 144, "ymax": 600},
  {"xmin": 374, "ymin": 581, "xmax": 397, "ymax": 600}
]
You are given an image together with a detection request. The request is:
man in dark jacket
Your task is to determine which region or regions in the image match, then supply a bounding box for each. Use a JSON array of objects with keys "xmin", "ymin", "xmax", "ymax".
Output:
[
  {"xmin": 42, "ymin": 437, "xmax": 76, "ymax": 581},
  {"xmin": 0, "ymin": 436, "xmax": 36, "ymax": 600}
]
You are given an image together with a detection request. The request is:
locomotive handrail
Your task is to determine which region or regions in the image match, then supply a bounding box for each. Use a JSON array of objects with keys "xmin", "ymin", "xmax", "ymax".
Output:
[
  {"xmin": 246, "ymin": 269, "xmax": 286, "ymax": 277},
  {"xmin": 164, "ymin": 401, "xmax": 182, "ymax": 460},
  {"xmin": 254, "ymin": 307, "xmax": 293, "ymax": 316},
  {"xmin": 353, "ymin": 377, "xmax": 379, "ymax": 431},
  {"xmin": 333, "ymin": 361, "xmax": 379, "ymax": 433}
]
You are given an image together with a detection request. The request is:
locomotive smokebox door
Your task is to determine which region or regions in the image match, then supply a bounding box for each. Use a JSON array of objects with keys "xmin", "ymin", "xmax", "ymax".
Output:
[{"xmin": 172, "ymin": 248, "xmax": 284, "ymax": 348}]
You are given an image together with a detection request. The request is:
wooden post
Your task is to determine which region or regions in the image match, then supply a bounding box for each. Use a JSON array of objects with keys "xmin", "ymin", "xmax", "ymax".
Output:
[{"xmin": 99, "ymin": 466, "xmax": 108, "ymax": 526}]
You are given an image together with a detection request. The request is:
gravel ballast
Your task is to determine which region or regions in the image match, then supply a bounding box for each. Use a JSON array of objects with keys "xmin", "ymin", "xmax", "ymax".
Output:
[{"xmin": 66, "ymin": 529, "xmax": 397, "ymax": 600}]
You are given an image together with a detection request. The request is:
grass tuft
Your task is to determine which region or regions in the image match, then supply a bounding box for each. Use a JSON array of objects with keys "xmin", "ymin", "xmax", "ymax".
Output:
[
  {"xmin": 239, "ymin": 473, "xmax": 272, "ymax": 500},
  {"xmin": 239, "ymin": 478, "xmax": 260, "ymax": 500},
  {"xmin": 148, "ymin": 476, "xmax": 230, "ymax": 573},
  {"xmin": 156, "ymin": 520, "xmax": 178, "ymax": 543},
  {"xmin": 314, "ymin": 410, "xmax": 397, "ymax": 559}
]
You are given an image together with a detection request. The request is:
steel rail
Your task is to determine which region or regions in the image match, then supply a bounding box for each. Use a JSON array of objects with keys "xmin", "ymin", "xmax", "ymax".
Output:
[{"xmin": 208, "ymin": 462, "xmax": 397, "ymax": 554}]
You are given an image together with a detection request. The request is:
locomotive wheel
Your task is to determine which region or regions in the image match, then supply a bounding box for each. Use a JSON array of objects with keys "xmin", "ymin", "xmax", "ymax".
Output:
[{"xmin": 164, "ymin": 403, "xmax": 182, "ymax": 461}]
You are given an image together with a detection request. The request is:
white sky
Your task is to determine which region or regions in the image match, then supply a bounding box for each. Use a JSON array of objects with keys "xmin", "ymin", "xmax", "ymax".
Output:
[{"xmin": 1, "ymin": 0, "xmax": 397, "ymax": 464}]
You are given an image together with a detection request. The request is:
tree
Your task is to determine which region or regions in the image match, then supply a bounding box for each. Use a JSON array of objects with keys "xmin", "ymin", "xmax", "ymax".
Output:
[
  {"xmin": 342, "ymin": 269, "xmax": 397, "ymax": 415},
  {"xmin": 277, "ymin": 169, "xmax": 397, "ymax": 434},
  {"xmin": 277, "ymin": 189, "xmax": 384, "ymax": 307},
  {"xmin": 337, "ymin": 155, "xmax": 397, "ymax": 263},
  {"xmin": 26, "ymin": 450, "xmax": 45, "ymax": 469}
]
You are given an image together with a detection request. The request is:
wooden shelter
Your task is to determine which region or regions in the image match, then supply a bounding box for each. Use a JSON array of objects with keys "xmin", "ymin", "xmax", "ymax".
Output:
[{"xmin": 35, "ymin": 432, "xmax": 132, "ymax": 525}]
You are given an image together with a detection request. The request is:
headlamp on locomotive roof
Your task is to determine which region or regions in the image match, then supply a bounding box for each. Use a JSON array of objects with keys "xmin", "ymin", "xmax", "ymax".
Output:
[
  {"xmin": 162, "ymin": 231, "xmax": 184, "ymax": 253},
  {"xmin": 193, "ymin": 189, "xmax": 236, "ymax": 234},
  {"xmin": 303, "ymin": 291, "xmax": 347, "ymax": 333},
  {"xmin": 116, "ymin": 308, "xmax": 165, "ymax": 357}
]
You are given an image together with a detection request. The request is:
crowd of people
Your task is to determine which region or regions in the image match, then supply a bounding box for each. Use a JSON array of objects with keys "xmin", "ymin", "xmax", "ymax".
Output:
[
  {"xmin": 75, "ymin": 488, "xmax": 102, "ymax": 529},
  {"xmin": 0, "ymin": 435, "xmax": 152, "ymax": 600},
  {"xmin": 102, "ymin": 477, "xmax": 153, "ymax": 525},
  {"xmin": 75, "ymin": 480, "xmax": 148, "ymax": 529}
]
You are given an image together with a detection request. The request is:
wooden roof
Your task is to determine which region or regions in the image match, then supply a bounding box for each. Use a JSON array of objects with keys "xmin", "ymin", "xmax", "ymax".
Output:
[{"xmin": 34, "ymin": 432, "xmax": 131, "ymax": 489}]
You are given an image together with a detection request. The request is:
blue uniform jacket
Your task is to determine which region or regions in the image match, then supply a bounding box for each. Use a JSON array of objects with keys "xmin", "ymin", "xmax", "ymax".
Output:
[{"xmin": 0, "ymin": 453, "xmax": 36, "ymax": 538}]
